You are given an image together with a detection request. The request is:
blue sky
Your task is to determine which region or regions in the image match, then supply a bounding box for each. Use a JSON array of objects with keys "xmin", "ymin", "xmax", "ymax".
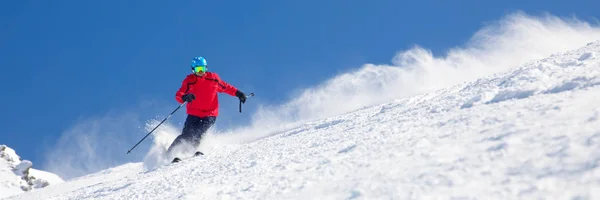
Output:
[{"xmin": 1, "ymin": 0, "xmax": 599, "ymax": 177}]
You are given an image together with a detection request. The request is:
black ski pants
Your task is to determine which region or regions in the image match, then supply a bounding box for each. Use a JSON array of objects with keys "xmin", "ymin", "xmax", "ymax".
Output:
[{"xmin": 167, "ymin": 115, "xmax": 216, "ymax": 153}]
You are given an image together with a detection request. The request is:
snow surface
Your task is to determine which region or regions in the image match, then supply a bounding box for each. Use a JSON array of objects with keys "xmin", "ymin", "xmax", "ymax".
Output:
[
  {"xmin": 5, "ymin": 41, "xmax": 600, "ymax": 199},
  {"xmin": 0, "ymin": 145, "xmax": 64, "ymax": 199}
]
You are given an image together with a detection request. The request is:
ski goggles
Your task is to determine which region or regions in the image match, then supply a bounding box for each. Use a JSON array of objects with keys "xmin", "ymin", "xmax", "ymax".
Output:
[{"xmin": 193, "ymin": 66, "xmax": 207, "ymax": 73}]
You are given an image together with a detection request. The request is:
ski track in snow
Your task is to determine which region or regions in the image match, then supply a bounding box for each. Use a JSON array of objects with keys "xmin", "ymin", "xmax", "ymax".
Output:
[{"xmin": 6, "ymin": 42, "xmax": 600, "ymax": 200}]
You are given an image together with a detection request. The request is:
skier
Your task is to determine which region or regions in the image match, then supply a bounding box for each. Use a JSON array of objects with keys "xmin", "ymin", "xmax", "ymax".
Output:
[{"xmin": 167, "ymin": 56, "xmax": 247, "ymax": 163}]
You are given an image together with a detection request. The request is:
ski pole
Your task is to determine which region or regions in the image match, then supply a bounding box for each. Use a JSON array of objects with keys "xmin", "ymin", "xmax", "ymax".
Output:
[
  {"xmin": 127, "ymin": 102, "xmax": 187, "ymax": 154},
  {"xmin": 239, "ymin": 93, "xmax": 255, "ymax": 113}
]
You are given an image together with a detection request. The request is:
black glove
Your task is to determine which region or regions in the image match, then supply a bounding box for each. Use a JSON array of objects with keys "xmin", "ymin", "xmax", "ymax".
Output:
[
  {"xmin": 236, "ymin": 90, "xmax": 246, "ymax": 103},
  {"xmin": 182, "ymin": 93, "xmax": 195, "ymax": 102}
]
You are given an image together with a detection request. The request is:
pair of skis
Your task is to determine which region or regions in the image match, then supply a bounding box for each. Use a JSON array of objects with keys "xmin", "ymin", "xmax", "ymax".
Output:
[{"xmin": 171, "ymin": 151, "xmax": 204, "ymax": 163}]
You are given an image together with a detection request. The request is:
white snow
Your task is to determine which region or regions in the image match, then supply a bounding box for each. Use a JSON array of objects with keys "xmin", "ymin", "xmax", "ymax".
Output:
[
  {"xmin": 29, "ymin": 169, "xmax": 66, "ymax": 186},
  {"xmin": 0, "ymin": 153, "xmax": 23, "ymax": 199},
  {"xmin": 0, "ymin": 145, "xmax": 64, "ymax": 199},
  {"xmin": 5, "ymin": 40, "xmax": 600, "ymax": 199}
]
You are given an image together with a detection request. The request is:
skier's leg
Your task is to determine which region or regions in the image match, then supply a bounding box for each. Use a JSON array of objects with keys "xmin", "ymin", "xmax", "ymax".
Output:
[
  {"xmin": 189, "ymin": 116, "xmax": 216, "ymax": 154},
  {"xmin": 167, "ymin": 115, "xmax": 201, "ymax": 154}
]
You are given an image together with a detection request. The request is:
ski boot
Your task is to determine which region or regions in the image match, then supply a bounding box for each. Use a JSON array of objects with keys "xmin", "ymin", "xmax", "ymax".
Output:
[{"xmin": 171, "ymin": 157, "xmax": 182, "ymax": 163}]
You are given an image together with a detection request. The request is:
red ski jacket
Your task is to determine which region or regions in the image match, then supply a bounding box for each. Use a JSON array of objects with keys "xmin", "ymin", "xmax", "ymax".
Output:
[{"xmin": 175, "ymin": 72, "xmax": 239, "ymax": 118}]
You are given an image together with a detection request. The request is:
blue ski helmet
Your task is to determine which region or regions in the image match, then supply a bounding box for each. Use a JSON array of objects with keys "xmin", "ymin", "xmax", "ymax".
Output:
[{"xmin": 191, "ymin": 56, "xmax": 207, "ymax": 68}]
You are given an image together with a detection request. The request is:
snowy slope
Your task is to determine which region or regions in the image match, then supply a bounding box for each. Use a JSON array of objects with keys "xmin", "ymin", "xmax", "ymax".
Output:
[
  {"xmin": 0, "ymin": 145, "xmax": 64, "ymax": 199},
  {"xmin": 6, "ymin": 41, "xmax": 600, "ymax": 200}
]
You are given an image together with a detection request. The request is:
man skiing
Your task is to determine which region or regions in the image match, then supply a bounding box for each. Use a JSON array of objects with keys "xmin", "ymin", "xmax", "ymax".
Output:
[{"xmin": 167, "ymin": 56, "xmax": 247, "ymax": 163}]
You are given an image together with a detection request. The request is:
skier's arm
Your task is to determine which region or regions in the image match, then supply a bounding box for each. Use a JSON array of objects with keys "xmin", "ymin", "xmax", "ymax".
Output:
[
  {"xmin": 175, "ymin": 76, "xmax": 192, "ymax": 103},
  {"xmin": 214, "ymin": 74, "xmax": 239, "ymax": 96}
]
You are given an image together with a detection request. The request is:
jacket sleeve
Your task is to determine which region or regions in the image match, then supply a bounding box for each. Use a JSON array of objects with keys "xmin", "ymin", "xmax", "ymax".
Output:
[
  {"xmin": 175, "ymin": 75, "xmax": 192, "ymax": 103},
  {"xmin": 214, "ymin": 73, "xmax": 238, "ymax": 96}
]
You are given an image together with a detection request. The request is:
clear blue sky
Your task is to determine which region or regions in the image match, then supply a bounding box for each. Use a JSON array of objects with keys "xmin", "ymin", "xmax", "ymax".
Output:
[{"xmin": 1, "ymin": 0, "xmax": 598, "ymax": 169}]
